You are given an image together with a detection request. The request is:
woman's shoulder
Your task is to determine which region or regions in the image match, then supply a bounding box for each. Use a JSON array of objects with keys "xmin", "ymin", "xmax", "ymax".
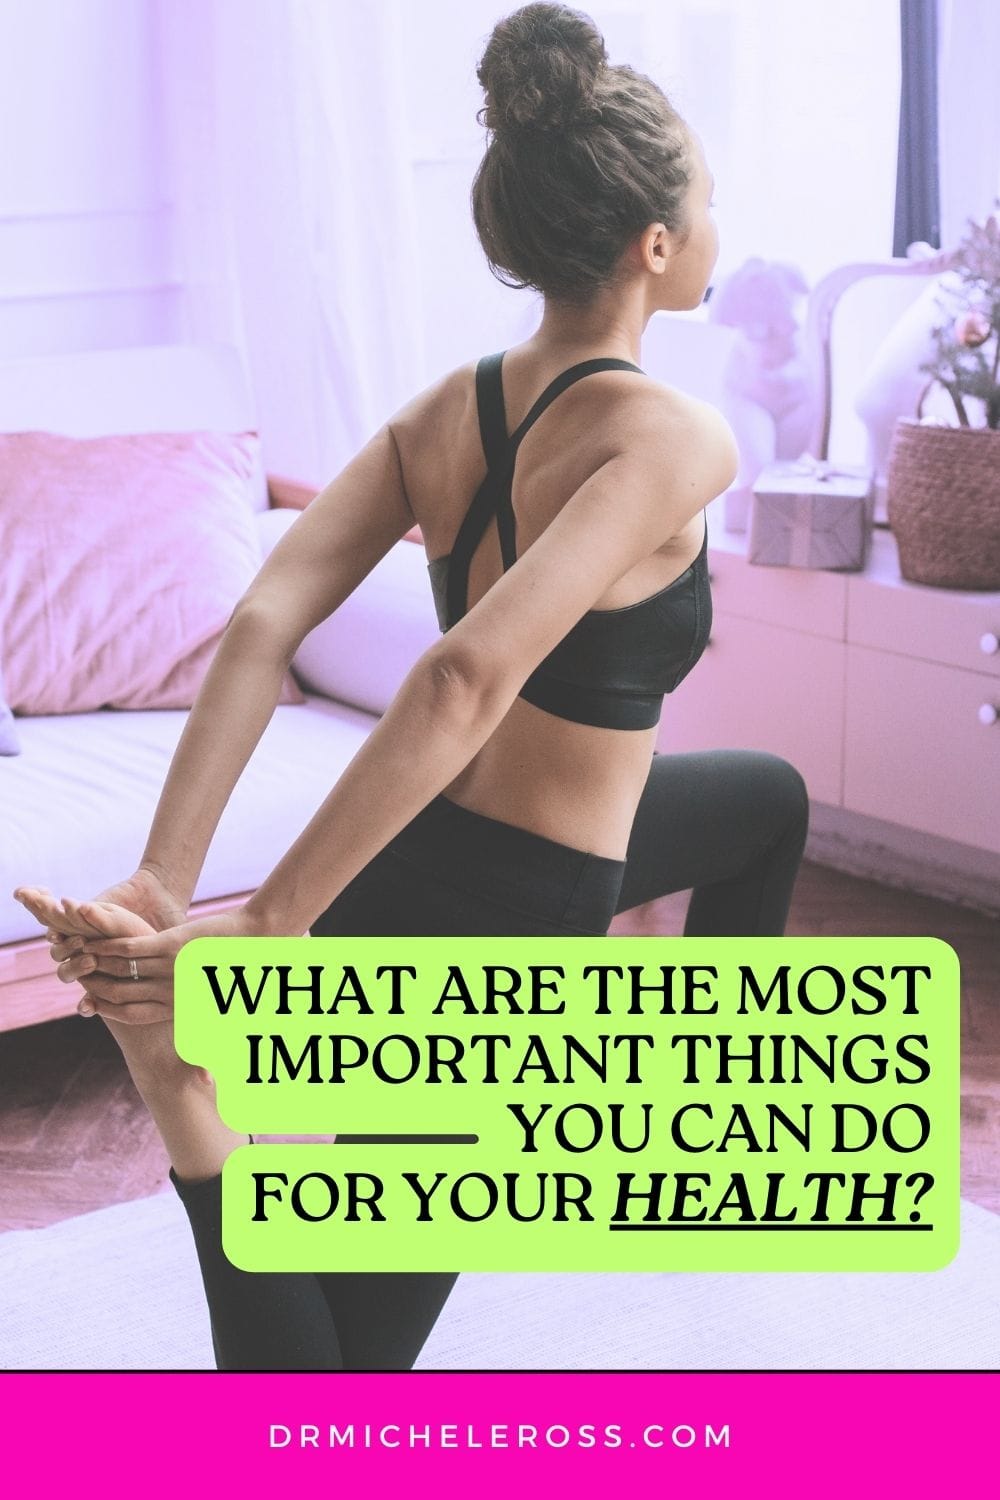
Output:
[
  {"xmin": 625, "ymin": 372, "xmax": 733, "ymax": 432},
  {"xmin": 387, "ymin": 360, "xmax": 479, "ymax": 451},
  {"xmin": 589, "ymin": 373, "xmax": 738, "ymax": 478},
  {"xmin": 387, "ymin": 357, "xmax": 737, "ymax": 493}
]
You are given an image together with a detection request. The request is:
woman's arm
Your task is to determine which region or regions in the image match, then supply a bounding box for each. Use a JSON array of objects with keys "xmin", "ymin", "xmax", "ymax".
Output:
[
  {"xmin": 136, "ymin": 421, "xmax": 418, "ymax": 907},
  {"xmin": 73, "ymin": 392, "xmax": 736, "ymax": 1017},
  {"xmin": 135, "ymin": 617, "xmax": 306, "ymax": 907},
  {"xmin": 245, "ymin": 396, "xmax": 738, "ymax": 936}
]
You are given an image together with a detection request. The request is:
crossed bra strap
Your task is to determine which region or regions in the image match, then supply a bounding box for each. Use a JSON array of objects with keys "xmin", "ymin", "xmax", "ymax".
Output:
[{"xmin": 444, "ymin": 351, "xmax": 645, "ymax": 630}]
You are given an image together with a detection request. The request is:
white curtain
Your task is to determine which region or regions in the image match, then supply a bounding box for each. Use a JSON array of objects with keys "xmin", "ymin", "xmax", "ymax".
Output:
[
  {"xmin": 286, "ymin": 0, "xmax": 424, "ymax": 463},
  {"xmin": 938, "ymin": 0, "xmax": 1000, "ymax": 248},
  {"xmin": 156, "ymin": 0, "xmax": 905, "ymax": 484},
  {"xmin": 156, "ymin": 0, "xmax": 423, "ymax": 486}
]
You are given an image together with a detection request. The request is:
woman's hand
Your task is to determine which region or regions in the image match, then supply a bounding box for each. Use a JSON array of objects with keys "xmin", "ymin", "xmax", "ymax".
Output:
[
  {"xmin": 75, "ymin": 903, "xmax": 264, "ymax": 1026},
  {"xmin": 14, "ymin": 867, "xmax": 189, "ymax": 980}
]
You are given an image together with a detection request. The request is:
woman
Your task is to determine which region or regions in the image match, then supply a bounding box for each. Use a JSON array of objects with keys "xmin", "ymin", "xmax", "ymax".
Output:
[{"xmin": 16, "ymin": 2, "xmax": 808, "ymax": 1370}]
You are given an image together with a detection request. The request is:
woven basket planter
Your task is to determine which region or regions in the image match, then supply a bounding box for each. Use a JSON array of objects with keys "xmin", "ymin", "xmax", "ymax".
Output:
[{"xmin": 886, "ymin": 418, "xmax": 1000, "ymax": 589}]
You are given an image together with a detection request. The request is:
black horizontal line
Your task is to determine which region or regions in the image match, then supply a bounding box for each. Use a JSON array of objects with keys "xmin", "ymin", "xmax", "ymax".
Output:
[
  {"xmin": 332, "ymin": 1133, "xmax": 479, "ymax": 1144},
  {"xmin": 608, "ymin": 1224, "xmax": 934, "ymax": 1232}
]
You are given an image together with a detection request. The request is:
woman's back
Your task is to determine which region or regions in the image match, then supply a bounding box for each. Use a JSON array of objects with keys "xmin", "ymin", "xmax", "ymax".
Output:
[
  {"xmin": 28, "ymin": 1, "xmax": 807, "ymax": 1382},
  {"xmin": 391, "ymin": 339, "xmax": 735, "ymax": 859}
]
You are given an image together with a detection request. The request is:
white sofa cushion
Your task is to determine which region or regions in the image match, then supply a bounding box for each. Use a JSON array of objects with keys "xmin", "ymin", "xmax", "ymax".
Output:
[
  {"xmin": 0, "ymin": 659, "xmax": 19, "ymax": 756},
  {"xmin": 256, "ymin": 510, "xmax": 441, "ymax": 717},
  {"xmin": 0, "ymin": 695, "xmax": 377, "ymax": 946}
]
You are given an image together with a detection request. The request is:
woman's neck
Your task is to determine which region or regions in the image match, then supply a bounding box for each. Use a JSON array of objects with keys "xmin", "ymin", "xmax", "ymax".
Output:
[{"xmin": 528, "ymin": 280, "xmax": 652, "ymax": 366}]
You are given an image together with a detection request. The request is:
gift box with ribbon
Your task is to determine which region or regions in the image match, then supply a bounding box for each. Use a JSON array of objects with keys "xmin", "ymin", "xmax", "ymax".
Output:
[{"xmin": 748, "ymin": 455, "xmax": 874, "ymax": 570}]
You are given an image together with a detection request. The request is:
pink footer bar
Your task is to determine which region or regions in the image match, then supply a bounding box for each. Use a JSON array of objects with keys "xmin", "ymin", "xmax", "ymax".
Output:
[{"xmin": 3, "ymin": 1372, "xmax": 996, "ymax": 1496}]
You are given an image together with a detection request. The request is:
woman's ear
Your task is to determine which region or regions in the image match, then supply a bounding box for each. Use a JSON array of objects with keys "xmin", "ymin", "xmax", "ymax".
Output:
[{"xmin": 637, "ymin": 222, "xmax": 671, "ymax": 276}]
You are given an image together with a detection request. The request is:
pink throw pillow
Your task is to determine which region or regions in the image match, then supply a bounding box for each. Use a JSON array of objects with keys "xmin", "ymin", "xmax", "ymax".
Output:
[{"xmin": 0, "ymin": 430, "xmax": 304, "ymax": 713}]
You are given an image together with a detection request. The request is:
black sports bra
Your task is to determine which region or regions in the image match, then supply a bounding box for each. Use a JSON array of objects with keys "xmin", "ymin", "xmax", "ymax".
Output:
[{"xmin": 427, "ymin": 350, "xmax": 712, "ymax": 731}]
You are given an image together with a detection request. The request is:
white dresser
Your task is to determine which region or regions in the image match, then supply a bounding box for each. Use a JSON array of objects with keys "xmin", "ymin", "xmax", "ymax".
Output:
[{"xmin": 657, "ymin": 501, "xmax": 1000, "ymax": 912}]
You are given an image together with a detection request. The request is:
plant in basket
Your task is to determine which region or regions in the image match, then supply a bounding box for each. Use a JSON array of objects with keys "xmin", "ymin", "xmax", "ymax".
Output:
[
  {"xmin": 920, "ymin": 206, "xmax": 1000, "ymax": 429},
  {"xmin": 886, "ymin": 202, "xmax": 1000, "ymax": 589}
]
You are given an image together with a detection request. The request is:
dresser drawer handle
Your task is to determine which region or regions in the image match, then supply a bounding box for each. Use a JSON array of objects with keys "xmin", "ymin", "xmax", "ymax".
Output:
[
  {"xmin": 981, "ymin": 632, "xmax": 999, "ymax": 656},
  {"xmin": 978, "ymin": 703, "xmax": 999, "ymax": 726}
]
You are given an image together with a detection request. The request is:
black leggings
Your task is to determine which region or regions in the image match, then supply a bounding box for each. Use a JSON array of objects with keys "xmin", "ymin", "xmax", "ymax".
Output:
[{"xmin": 169, "ymin": 747, "xmax": 809, "ymax": 1371}]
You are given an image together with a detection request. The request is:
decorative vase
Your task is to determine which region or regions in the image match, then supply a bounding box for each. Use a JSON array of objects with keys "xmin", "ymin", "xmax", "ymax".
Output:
[{"xmin": 886, "ymin": 418, "xmax": 1000, "ymax": 590}]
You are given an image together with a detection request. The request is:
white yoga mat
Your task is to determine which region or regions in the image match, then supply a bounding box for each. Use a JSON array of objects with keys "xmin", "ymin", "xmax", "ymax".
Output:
[{"xmin": 1, "ymin": 1190, "xmax": 997, "ymax": 1370}]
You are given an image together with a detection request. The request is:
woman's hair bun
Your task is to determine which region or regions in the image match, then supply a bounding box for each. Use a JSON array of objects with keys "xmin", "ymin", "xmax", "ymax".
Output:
[{"xmin": 477, "ymin": 3, "xmax": 607, "ymax": 134}]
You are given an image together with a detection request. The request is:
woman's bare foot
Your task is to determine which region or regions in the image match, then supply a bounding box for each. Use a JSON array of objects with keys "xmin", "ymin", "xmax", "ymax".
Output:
[
  {"xmin": 20, "ymin": 891, "xmax": 249, "ymax": 1182},
  {"xmin": 16, "ymin": 887, "xmax": 177, "ymax": 1068},
  {"xmin": 66, "ymin": 898, "xmax": 249, "ymax": 1180},
  {"xmin": 65, "ymin": 897, "xmax": 209, "ymax": 1078}
]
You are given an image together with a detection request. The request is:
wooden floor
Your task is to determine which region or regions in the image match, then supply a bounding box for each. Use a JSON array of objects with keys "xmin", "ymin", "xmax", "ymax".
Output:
[{"xmin": 1, "ymin": 859, "xmax": 997, "ymax": 1231}]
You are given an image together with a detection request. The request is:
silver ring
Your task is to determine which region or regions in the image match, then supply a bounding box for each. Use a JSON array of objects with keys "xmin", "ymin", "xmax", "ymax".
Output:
[{"xmin": 128, "ymin": 958, "xmax": 139, "ymax": 982}]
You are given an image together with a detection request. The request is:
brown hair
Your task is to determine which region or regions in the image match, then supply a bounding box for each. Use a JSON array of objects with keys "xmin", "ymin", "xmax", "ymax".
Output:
[{"xmin": 471, "ymin": 2, "xmax": 694, "ymax": 304}]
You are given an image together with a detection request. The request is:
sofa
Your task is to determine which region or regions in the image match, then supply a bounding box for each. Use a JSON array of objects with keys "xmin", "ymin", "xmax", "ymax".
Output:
[{"xmin": 0, "ymin": 342, "xmax": 440, "ymax": 1033}]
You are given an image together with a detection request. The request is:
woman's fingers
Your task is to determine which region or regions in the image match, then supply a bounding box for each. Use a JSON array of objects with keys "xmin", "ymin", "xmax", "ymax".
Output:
[
  {"xmin": 50, "ymin": 935, "xmax": 84, "ymax": 960},
  {"xmin": 87, "ymin": 953, "xmax": 171, "ymax": 982},
  {"xmin": 54, "ymin": 900, "xmax": 158, "ymax": 980},
  {"xmin": 79, "ymin": 932, "xmax": 168, "ymax": 960},
  {"xmin": 16, "ymin": 890, "xmax": 169, "ymax": 990},
  {"xmin": 76, "ymin": 973, "xmax": 170, "ymax": 1008},
  {"xmin": 57, "ymin": 952, "xmax": 99, "ymax": 985},
  {"xmin": 15, "ymin": 888, "xmax": 98, "ymax": 937},
  {"xmin": 64, "ymin": 896, "xmax": 152, "ymax": 938},
  {"xmin": 57, "ymin": 951, "xmax": 171, "ymax": 985},
  {"xmin": 77, "ymin": 996, "xmax": 167, "ymax": 1026}
]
